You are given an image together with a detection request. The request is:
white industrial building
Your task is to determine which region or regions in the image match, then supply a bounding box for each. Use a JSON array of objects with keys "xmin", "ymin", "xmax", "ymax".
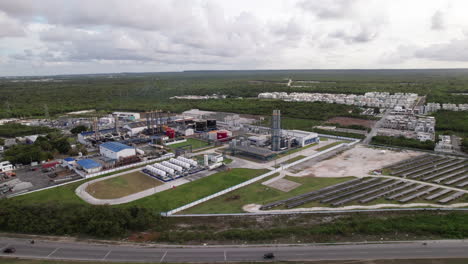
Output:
[
  {"xmin": 284, "ymin": 130, "xmax": 320, "ymax": 147},
  {"xmin": 113, "ymin": 112, "xmax": 141, "ymax": 121},
  {"xmin": 99, "ymin": 142, "xmax": 136, "ymax": 160},
  {"xmin": 0, "ymin": 161, "xmax": 14, "ymax": 173},
  {"xmin": 123, "ymin": 121, "xmax": 147, "ymax": 136}
]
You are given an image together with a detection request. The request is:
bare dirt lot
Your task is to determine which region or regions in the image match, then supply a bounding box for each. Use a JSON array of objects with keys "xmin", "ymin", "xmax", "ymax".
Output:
[
  {"xmin": 292, "ymin": 145, "xmax": 421, "ymax": 177},
  {"xmin": 326, "ymin": 117, "xmax": 376, "ymax": 128}
]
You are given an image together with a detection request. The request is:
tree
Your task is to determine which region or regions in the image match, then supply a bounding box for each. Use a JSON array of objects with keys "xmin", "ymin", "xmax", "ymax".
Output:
[{"xmin": 70, "ymin": 125, "xmax": 89, "ymax": 134}]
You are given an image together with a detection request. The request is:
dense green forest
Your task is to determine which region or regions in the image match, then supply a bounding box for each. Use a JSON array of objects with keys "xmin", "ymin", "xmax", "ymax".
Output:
[
  {"xmin": 0, "ymin": 123, "xmax": 56, "ymax": 137},
  {"xmin": 432, "ymin": 111, "xmax": 468, "ymax": 135},
  {"xmin": 1, "ymin": 69, "xmax": 467, "ymax": 118}
]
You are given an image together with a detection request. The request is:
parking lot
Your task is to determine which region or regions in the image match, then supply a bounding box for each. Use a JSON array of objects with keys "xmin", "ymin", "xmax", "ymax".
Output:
[{"xmin": 1, "ymin": 164, "xmax": 80, "ymax": 197}]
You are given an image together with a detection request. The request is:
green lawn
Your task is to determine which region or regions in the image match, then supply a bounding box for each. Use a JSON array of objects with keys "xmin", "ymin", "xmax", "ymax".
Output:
[
  {"xmin": 168, "ymin": 138, "xmax": 210, "ymax": 150},
  {"xmin": 119, "ymin": 168, "xmax": 269, "ymax": 211},
  {"xmin": 276, "ymin": 143, "xmax": 318, "ymax": 159},
  {"xmin": 315, "ymin": 141, "xmax": 346, "ymax": 151},
  {"xmin": 14, "ymin": 167, "xmax": 269, "ymax": 212},
  {"xmin": 182, "ymin": 176, "xmax": 354, "ymax": 214},
  {"xmin": 86, "ymin": 171, "xmax": 162, "ymax": 199},
  {"xmin": 274, "ymin": 155, "xmax": 306, "ymax": 168}
]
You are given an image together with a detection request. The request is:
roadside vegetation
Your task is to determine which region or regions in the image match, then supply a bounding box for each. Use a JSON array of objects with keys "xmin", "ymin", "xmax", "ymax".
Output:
[{"xmin": 371, "ymin": 135, "xmax": 435, "ymax": 150}]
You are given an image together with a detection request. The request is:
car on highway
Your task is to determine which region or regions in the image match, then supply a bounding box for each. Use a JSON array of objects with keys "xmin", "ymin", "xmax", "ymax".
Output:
[
  {"xmin": 263, "ymin": 252, "xmax": 275, "ymax": 259},
  {"xmin": 3, "ymin": 247, "xmax": 16, "ymax": 253}
]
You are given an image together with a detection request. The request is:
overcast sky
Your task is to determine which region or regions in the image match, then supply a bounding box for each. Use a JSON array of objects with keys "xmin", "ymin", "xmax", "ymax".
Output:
[{"xmin": 1, "ymin": 0, "xmax": 468, "ymax": 76}]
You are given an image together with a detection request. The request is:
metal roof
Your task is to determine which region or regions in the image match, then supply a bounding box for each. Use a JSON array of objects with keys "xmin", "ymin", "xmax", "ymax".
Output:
[
  {"xmin": 76, "ymin": 159, "xmax": 101, "ymax": 169},
  {"xmin": 100, "ymin": 142, "xmax": 133, "ymax": 152},
  {"xmin": 79, "ymin": 128, "xmax": 115, "ymax": 136}
]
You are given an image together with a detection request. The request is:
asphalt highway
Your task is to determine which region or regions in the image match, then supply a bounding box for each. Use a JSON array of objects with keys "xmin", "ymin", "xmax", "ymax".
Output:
[{"xmin": 1, "ymin": 237, "xmax": 468, "ymax": 262}]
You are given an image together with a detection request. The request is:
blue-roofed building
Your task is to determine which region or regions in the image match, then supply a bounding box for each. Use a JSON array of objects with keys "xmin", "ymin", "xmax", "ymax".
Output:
[
  {"xmin": 76, "ymin": 159, "xmax": 102, "ymax": 173},
  {"xmin": 63, "ymin": 157, "xmax": 76, "ymax": 165},
  {"xmin": 99, "ymin": 142, "xmax": 136, "ymax": 160}
]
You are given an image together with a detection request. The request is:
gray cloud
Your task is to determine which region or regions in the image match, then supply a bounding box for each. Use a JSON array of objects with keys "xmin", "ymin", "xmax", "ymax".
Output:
[
  {"xmin": 414, "ymin": 38, "xmax": 468, "ymax": 61},
  {"xmin": 297, "ymin": 0, "xmax": 360, "ymax": 19},
  {"xmin": 431, "ymin": 10, "xmax": 445, "ymax": 31},
  {"xmin": 0, "ymin": 11, "xmax": 24, "ymax": 38},
  {"xmin": 329, "ymin": 24, "xmax": 379, "ymax": 44}
]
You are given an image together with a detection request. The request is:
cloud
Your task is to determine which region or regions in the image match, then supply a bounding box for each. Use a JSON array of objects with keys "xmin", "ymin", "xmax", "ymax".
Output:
[
  {"xmin": 297, "ymin": 0, "xmax": 360, "ymax": 19},
  {"xmin": 329, "ymin": 23, "xmax": 380, "ymax": 44},
  {"xmin": 431, "ymin": 10, "xmax": 445, "ymax": 30},
  {"xmin": 414, "ymin": 38, "xmax": 468, "ymax": 61},
  {"xmin": 0, "ymin": 11, "xmax": 25, "ymax": 38}
]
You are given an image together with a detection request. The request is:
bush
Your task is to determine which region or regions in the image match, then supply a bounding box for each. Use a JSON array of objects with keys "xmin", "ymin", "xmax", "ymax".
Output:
[
  {"xmin": 0, "ymin": 123, "xmax": 56, "ymax": 138},
  {"xmin": 0, "ymin": 201, "xmax": 160, "ymax": 238},
  {"xmin": 371, "ymin": 135, "xmax": 435, "ymax": 150}
]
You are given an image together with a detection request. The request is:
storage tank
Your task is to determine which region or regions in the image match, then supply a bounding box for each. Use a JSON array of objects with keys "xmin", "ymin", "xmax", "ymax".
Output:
[
  {"xmin": 169, "ymin": 158, "xmax": 190, "ymax": 169},
  {"xmin": 147, "ymin": 166, "xmax": 166, "ymax": 177},
  {"xmin": 162, "ymin": 161, "xmax": 183, "ymax": 172},
  {"xmin": 166, "ymin": 128, "xmax": 175, "ymax": 138},
  {"xmin": 217, "ymin": 131, "xmax": 228, "ymax": 140},
  {"xmin": 177, "ymin": 156, "xmax": 198, "ymax": 166},
  {"xmin": 152, "ymin": 163, "xmax": 174, "ymax": 175}
]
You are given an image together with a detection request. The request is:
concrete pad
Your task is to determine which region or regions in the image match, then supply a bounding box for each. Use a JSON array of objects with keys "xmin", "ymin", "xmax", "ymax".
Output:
[{"xmin": 265, "ymin": 178, "xmax": 301, "ymax": 192}]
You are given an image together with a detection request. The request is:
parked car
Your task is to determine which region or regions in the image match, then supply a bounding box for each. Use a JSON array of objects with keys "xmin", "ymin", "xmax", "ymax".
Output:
[{"xmin": 3, "ymin": 247, "xmax": 16, "ymax": 253}]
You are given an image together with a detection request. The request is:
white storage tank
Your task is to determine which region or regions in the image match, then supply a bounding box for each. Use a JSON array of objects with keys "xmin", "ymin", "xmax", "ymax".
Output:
[
  {"xmin": 162, "ymin": 161, "xmax": 183, "ymax": 172},
  {"xmin": 177, "ymin": 156, "xmax": 198, "ymax": 167},
  {"xmin": 170, "ymin": 158, "xmax": 190, "ymax": 169},
  {"xmin": 152, "ymin": 163, "xmax": 175, "ymax": 175}
]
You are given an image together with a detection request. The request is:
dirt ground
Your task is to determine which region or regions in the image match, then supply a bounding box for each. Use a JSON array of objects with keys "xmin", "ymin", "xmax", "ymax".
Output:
[
  {"xmin": 326, "ymin": 117, "xmax": 376, "ymax": 128},
  {"xmin": 293, "ymin": 145, "xmax": 421, "ymax": 177}
]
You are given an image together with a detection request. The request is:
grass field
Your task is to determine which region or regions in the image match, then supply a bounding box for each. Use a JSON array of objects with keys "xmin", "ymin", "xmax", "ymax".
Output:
[
  {"xmin": 168, "ymin": 138, "xmax": 210, "ymax": 150},
  {"xmin": 14, "ymin": 167, "xmax": 268, "ymax": 212},
  {"xmin": 315, "ymin": 141, "xmax": 346, "ymax": 151},
  {"xmin": 119, "ymin": 168, "xmax": 269, "ymax": 211},
  {"xmin": 182, "ymin": 176, "xmax": 354, "ymax": 214},
  {"xmin": 11, "ymin": 167, "xmax": 151, "ymax": 206},
  {"xmin": 276, "ymin": 143, "xmax": 318, "ymax": 159},
  {"xmin": 274, "ymin": 155, "xmax": 306, "ymax": 168},
  {"xmin": 85, "ymin": 171, "xmax": 163, "ymax": 199}
]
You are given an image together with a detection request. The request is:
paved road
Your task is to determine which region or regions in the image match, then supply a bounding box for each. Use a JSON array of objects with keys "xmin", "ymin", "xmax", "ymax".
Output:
[
  {"xmin": 1, "ymin": 237, "xmax": 468, "ymax": 262},
  {"xmin": 363, "ymin": 109, "xmax": 389, "ymax": 145}
]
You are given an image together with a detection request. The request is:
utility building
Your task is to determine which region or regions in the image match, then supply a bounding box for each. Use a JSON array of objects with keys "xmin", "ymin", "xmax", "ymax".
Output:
[
  {"xmin": 99, "ymin": 142, "xmax": 136, "ymax": 160},
  {"xmin": 76, "ymin": 159, "xmax": 102, "ymax": 173}
]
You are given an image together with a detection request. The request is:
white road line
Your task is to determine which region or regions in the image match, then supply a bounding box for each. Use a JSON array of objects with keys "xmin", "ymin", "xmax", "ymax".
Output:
[
  {"xmin": 160, "ymin": 250, "xmax": 168, "ymax": 263},
  {"xmin": 102, "ymin": 249, "xmax": 112, "ymax": 260},
  {"xmin": 47, "ymin": 247, "xmax": 60, "ymax": 258},
  {"xmin": 224, "ymin": 250, "xmax": 227, "ymax": 261}
]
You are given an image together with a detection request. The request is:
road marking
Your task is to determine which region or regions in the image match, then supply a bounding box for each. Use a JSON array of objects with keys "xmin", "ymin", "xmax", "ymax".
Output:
[
  {"xmin": 47, "ymin": 247, "xmax": 60, "ymax": 258},
  {"xmin": 160, "ymin": 250, "xmax": 168, "ymax": 263},
  {"xmin": 102, "ymin": 249, "xmax": 112, "ymax": 260},
  {"xmin": 224, "ymin": 250, "xmax": 227, "ymax": 261}
]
